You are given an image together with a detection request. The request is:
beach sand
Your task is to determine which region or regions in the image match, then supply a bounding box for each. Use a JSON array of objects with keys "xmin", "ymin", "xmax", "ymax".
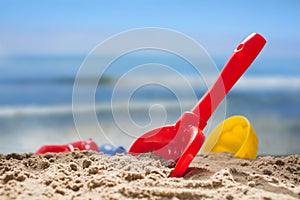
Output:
[{"xmin": 0, "ymin": 151, "xmax": 299, "ymax": 199}]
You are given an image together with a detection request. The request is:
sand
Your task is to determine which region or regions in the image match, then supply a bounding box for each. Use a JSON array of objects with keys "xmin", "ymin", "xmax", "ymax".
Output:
[{"xmin": 0, "ymin": 151, "xmax": 299, "ymax": 200}]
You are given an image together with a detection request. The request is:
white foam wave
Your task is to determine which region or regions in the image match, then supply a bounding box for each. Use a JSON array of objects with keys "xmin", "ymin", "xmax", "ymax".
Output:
[
  {"xmin": 235, "ymin": 76, "xmax": 300, "ymax": 91},
  {"xmin": 0, "ymin": 100, "xmax": 196, "ymax": 118},
  {"xmin": 0, "ymin": 76, "xmax": 298, "ymax": 117},
  {"xmin": 0, "ymin": 105, "xmax": 73, "ymax": 117},
  {"xmin": 108, "ymin": 75, "xmax": 300, "ymax": 91}
]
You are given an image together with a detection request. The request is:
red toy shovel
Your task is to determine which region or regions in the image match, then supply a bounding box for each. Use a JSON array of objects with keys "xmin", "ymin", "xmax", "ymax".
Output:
[{"xmin": 129, "ymin": 33, "xmax": 266, "ymax": 177}]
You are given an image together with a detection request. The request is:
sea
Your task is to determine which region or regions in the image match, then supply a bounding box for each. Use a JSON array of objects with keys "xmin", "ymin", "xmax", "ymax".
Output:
[{"xmin": 0, "ymin": 52, "xmax": 299, "ymax": 155}]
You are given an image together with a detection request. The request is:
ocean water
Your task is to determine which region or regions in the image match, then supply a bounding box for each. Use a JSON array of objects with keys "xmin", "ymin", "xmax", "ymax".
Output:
[{"xmin": 0, "ymin": 53, "xmax": 299, "ymax": 155}]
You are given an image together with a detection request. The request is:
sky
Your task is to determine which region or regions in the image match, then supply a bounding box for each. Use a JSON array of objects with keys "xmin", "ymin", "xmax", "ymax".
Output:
[{"xmin": 0, "ymin": 0, "xmax": 300, "ymax": 59}]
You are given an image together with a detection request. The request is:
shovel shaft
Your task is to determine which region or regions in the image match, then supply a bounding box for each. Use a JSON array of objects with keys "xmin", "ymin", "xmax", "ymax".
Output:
[{"xmin": 191, "ymin": 33, "xmax": 266, "ymax": 129}]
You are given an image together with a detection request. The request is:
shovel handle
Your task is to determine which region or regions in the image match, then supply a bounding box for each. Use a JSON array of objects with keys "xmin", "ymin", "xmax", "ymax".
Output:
[{"xmin": 191, "ymin": 33, "xmax": 266, "ymax": 129}]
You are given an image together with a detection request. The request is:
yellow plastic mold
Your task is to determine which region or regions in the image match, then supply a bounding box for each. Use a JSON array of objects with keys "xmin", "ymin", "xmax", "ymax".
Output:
[{"xmin": 202, "ymin": 115, "xmax": 258, "ymax": 160}]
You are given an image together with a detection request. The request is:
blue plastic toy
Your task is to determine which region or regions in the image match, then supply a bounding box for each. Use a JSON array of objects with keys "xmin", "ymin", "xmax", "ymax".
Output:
[{"xmin": 99, "ymin": 143, "xmax": 127, "ymax": 155}]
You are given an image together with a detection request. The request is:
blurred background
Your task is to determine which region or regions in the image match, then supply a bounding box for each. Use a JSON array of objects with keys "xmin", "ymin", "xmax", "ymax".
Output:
[{"xmin": 0, "ymin": 0, "xmax": 299, "ymax": 155}]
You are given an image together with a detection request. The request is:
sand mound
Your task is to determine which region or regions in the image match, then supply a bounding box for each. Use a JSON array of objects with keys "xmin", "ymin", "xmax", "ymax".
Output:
[{"xmin": 1, "ymin": 151, "xmax": 299, "ymax": 199}]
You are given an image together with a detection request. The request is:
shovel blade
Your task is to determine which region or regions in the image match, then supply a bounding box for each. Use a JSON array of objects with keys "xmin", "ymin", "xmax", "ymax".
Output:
[{"xmin": 129, "ymin": 125, "xmax": 205, "ymax": 177}]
